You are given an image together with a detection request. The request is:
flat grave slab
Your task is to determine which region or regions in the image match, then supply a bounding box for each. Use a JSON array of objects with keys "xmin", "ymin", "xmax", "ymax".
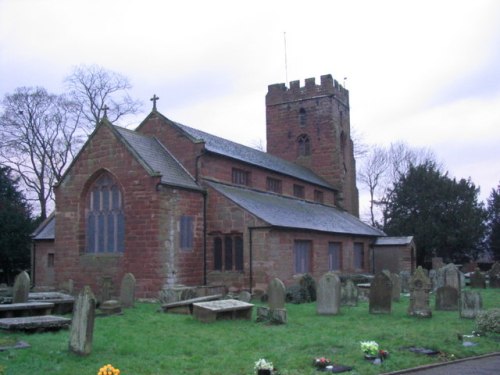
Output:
[
  {"xmin": 0, "ymin": 315, "xmax": 71, "ymax": 332},
  {"xmin": 28, "ymin": 292, "xmax": 75, "ymax": 314},
  {"xmin": 193, "ymin": 299, "xmax": 253, "ymax": 323},
  {"xmin": 0, "ymin": 302, "xmax": 54, "ymax": 318},
  {"xmin": 161, "ymin": 294, "xmax": 223, "ymax": 314}
]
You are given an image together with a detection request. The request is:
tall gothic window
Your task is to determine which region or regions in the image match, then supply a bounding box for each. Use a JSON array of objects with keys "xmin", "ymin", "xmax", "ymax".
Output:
[
  {"xmin": 86, "ymin": 173, "xmax": 125, "ymax": 253},
  {"xmin": 297, "ymin": 134, "xmax": 311, "ymax": 156},
  {"xmin": 299, "ymin": 108, "xmax": 307, "ymax": 127}
]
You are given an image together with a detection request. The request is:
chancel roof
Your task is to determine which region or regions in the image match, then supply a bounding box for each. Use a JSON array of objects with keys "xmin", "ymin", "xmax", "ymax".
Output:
[
  {"xmin": 172, "ymin": 122, "xmax": 334, "ymax": 190},
  {"xmin": 374, "ymin": 236, "xmax": 414, "ymax": 246},
  {"xmin": 208, "ymin": 181, "xmax": 385, "ymax": 237},
  {"xmin": 113, "ymin": 126, "xmax": 202, "ymax": 191}
]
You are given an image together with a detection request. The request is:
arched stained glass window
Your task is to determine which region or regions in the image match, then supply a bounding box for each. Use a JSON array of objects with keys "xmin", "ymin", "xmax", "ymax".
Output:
[{"xmin": 86, "ymin": 173, "xmax": 125, "ymax": 253}]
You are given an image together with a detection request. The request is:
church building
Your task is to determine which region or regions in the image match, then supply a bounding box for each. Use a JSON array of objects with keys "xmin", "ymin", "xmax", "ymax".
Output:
[{"xmin": 32, "ymin": 74, "xmax": 387, "ymax": 298}]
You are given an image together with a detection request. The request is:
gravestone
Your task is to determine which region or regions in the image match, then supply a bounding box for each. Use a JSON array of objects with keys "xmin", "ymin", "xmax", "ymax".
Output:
[
  {"xmin": 316, "ymin": 272, "xmax": 341, "ymax": 315},
  {"xmin": 12, "ymin": 271, "xmax": 30, "ymax": 304},
  {"xmin": 369, "ymin": 271, "xmax": 393, "ymax": 314},
  {"xmin": 408, "ymin": 266, "xmax": 432, "ymax": 318},
  {"xmin": 341, "ymin": 279, "xmax": 358, "ymax": 307},
  {"xmin": 68, "ymin": 286, "xmax": 96, "ymax": 356},
  {"xmin": 488, "ymin": 262, "xmax": 500, "ymax": 288},
  {"xmin": 435, "ymin": 285, "xmax": 458, "ymax": 311},
  {"xmin": 436, "ymin": 263, "xmax": 462, "ymax": 292},
  {"xmin": 267, "ymin": 278, "xmax": 286, "ymax": 310},
  {"xmin": 469, "ymin": 269, "xmax": 486, "ymax": 289},
  {"xmin": 399, "ymin": 271, "xmax": 411, "ymax": 293},
  {"xmin": 460, "ymin": 290, "xmax": 483, "ymax": 319},
  {"xmin": 238, "ymin": 290, "xmax": 252, "ymax": 303},
  {"xmin": 99, "ymin": 300, "xmax": 122, "ymax": 315},
  {"xmin": 119, "ymin": 273, "xmax": 136, "ymax": 308},
  {"xmin": 390, "ymin": 273, "xmax": 401, "ymax": 302},
  {"xmin": 428, "ymin": 269, "xmax": 438, "ymax": 291}
]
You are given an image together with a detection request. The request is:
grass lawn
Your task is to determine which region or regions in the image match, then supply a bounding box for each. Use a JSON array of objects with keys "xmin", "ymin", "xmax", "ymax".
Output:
[{"xmin": 0, "ymin": 288, "xmax": 498, "ymax": 375}]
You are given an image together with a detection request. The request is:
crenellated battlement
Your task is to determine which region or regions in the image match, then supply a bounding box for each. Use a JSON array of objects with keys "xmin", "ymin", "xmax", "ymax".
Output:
[{"xmin": 266, "ymin": 74, "xmax": 349, "ymax": 106}]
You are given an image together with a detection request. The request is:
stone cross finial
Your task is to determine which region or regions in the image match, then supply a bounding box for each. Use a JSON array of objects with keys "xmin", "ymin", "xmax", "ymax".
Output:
[
  {"xmin": 150, "ymin": 94, "xmax": 159, "ymax": 111},
  {"xmin": 102, "ymin": 104, "xmax": 110, "ymax": 119}
]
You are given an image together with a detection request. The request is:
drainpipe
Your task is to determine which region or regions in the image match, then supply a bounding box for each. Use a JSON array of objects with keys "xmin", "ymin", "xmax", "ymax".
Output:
[{"xmin": 203, "ymin": 190, "xmax": 207, "ymax": 286}]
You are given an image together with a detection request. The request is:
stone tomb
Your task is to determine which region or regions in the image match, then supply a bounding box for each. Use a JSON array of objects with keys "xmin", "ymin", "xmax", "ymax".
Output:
[
  {"xmin": 0, "ymin": 315, "xmax": 71, "ymax": 332},
  {"xmin": 407, "ymin": 266, "xmax": 432, "ymax": 318},
  {"xmin": 0, "ymin": 302, "xmax": 54, "ymax": 319},
  {"xmin": 161, "ymin": 294, "xmax": 223, "ymax": 314},
  {"xmin": 369, "ymin": 271, "xmax": 393, "ymax": 314},
  {"xmin": 193, "ymin": 299, "xmax": 253, "ymax": 323},
  {"xmin": 316, "ymin": 272, "xmax": 341, "ymax": 315},
  {"xmin": 435, "ymin": 285, "xmax": 459, "ymax": 311}
]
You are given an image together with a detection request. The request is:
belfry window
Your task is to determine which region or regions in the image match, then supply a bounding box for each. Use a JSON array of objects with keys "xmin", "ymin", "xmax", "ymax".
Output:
[
  {"xmin": 297, "ymin": 134, "xmax": 311, "ymax": 156},
  {"xmin": 86, "ymin": 173, "xmax": 125, "ymax": 253},
  {"xmin": 299, "ymin": 108, "xmax": 307, "ymax": 127}
]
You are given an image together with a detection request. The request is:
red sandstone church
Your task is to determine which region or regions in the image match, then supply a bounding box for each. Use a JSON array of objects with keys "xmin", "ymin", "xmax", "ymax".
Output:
[{"xmin": 32, "ymin": 74, "xmax": 410, "ymax": 299}]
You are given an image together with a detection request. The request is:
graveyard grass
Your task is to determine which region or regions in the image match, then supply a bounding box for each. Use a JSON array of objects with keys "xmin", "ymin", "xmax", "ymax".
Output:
[{"xmin": 1, "ymin": 289, "xmax": 499, "ymax": 375}]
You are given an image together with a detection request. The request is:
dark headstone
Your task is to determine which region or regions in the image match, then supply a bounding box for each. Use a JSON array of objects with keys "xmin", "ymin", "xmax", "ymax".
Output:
[
  {"xmin": 460, "ymin": 290, "xmax": 483, "ymax": 319},
  {"xmin": 488, "ymin": 262, "xmax": 500, "ymax": 288},
  {"xmin": 69, "ymin": 286, "xmax": 96, "ymax": 356},
  {"xmin": 469, "ymin": 269, "xmax": 486, "ymax": 289},
  {"xmin": 435, "ymin": 285, "xmax": 459, "ymax": 311},
  {"xmin": 408, "ymin": 266, "xmax": 432, "ymax": 318},
  {"xmin": 341, "ymin": 278, "xmax": 358, "ymax": 307},
  {"xmin": 369, "ymin": 271, "xmax": 393, "ymax": 314},
  {"xmin": 12, "ymin": 271, "xmax": 30, "ymax": 304},
  {"xmin": 316, "ymin": 272, "xmax": 341, "ymax": 315}
]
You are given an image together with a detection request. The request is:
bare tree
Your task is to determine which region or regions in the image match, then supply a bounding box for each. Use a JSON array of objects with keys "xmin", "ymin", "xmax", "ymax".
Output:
[
  {"xmin": 358, "ymin": 145, "xmax": 389, "ymax": 226},
  {"xmin": 387, "ymin": 141, "xmax": 437, "ymax": 182},
  {"xmin": 0, "ymin": 87, "xmax": 84, "ymax": 219},
  {"xmin": 64, "ymin": 64, "xmax": 143, "ymax": 131}
]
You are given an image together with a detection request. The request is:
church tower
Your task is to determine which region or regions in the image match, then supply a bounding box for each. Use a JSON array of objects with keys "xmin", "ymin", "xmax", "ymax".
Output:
[{"xmin": 266, "ymin": 74, "xmax": 359, "ymax": 216}]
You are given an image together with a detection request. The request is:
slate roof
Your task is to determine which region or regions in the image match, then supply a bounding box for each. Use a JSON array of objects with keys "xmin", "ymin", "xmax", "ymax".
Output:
[
  {"xmin": 113, "ymin": 126, "xmax": 202, "ymax": 191},
  {"xmin": 172, "ymin": 122, "xmax": 334, "ymax": 190},
  {"xmin": 32, "ymin": 213, "xmax": 55, "ymax": 240},
  {"xmin": 374, "ymin": 236, "xmax": 414, "ymax": 246},
  {"xmin": 208, "ymin": 181, "xmax": 385, "ymax": 237}
]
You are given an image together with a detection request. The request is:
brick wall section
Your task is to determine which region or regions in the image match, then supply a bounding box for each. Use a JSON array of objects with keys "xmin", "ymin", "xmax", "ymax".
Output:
[
  {"xmin": 54, "ymin": 122, "xmax": 204, "ymax": 298},
  {"xmin": 32, "ymin": 241, "xmax": 55, "ymax": 286},
  {"xmin": 265, "ymin": 75, "xmax": 359, "ymax": 216}
]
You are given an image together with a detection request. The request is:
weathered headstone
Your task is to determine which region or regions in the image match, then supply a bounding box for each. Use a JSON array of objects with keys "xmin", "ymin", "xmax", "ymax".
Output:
[
  {"xmin": 267, "ymin": 278, "xmax": 286, "ymax": 310},
  {"xmin": 399, "ymin": 271, "xmax": 411, "ymax": 293},
  {"xmin": 408, "ymin": 266, "xmax": 432, "ymax": 318},
  {"xmin": 12, "ymin": 271, "xmax": 30, "ymax": 304},
  {"xmin": 238, "ymin": 290, "xmax": 252, "ymax": 303},
  {"xmin": 436, "ymin": 263, "xmax": 462, "ymax": 292},
  {"xmin": 316, "ymin": 272, "xmax": 341, "ymax": 315},
  {"xmin": 428, "ymin": 269, "xmax": 438, "ymax": 291},
  {"xmin": 341, "ymin": 278, "xmax": 358, "ymax": 307},
  {"xmin": 460, "ymin": 290, "xmax": 483, "ymax": 319},
  {"xmin": 369, "ymin": 271, "xmax": 393, "ymax": 314},
  {"xmin": 390, "ymin": 273, "xmax": 401, "ymax": 302},
  {"xmin": 469, "ymin": 269, "xmax": 486, "ymax": 289},
  {"xmin": 488, "ymin": 262, "xmax": 500, "ymax": 288},
  {"xmin": 69, "ymin": 286, "xmax": 96, "ymax": 356},
  {"xmin": 435, "ymin": 285, "xmax": 459, "ymax": 311},
  {"xmin": 119, "ymin": 273, "xmax": 136, "ymax": 308}
]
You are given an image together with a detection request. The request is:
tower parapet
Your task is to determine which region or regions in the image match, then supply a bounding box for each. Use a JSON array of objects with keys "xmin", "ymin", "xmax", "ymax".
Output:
[{"xmin": 266, "ymin": 74, "xmax": 349, "ymax": 107}]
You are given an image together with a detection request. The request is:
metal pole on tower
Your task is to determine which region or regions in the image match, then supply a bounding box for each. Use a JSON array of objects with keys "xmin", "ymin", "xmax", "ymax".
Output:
[{"xmin": 284, "ymin": 32, "xmax": 289, "ymax": 85}]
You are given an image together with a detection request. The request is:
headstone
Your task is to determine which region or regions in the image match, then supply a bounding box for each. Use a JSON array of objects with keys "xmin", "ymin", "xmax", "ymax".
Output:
[
  {"xmin": 432, "ymin": 257, "xmax": 444, "ymax": 270},
  {"xmin": 99, "ymin": 300, "xmax": 122, "ymax": 315},
  {"xmin": 316, "ymin": 272, "xmax": 341, "ymax": 315},
  {"xmin": 267, "ymin": 278, "xmax": 286, "ymax": 310},
  {"xmin": 436, "ymin": 263, "xmax": 462, "ymax": 291},
  {"xmin": 119, "ymin": 273, "xmax": 136, "ymax": 308},
  {"xmin": 428, "ymin": 269, "xmax": 438, "ymax": 291},
  {"xmin": 435, "ymin": 285, "xmax": 459, "ymax": 311},
  {"xmin": 488, "ymin": 262, "xmax": 500, "ymax": 288},
  {"xmin": 390, "ymin": 273, "xmax": 401, "ymax": 302},
  {"xmin": 469, "ymin": 269, "xmax": 486, "ymax": 289},
  {"xmin": 399, "ymin": 271, "xmax": 411, "ymax": 293},
  {"xmin": 407, "ymin": 266, "xmax": 432, "ymax": 318},
  {"xmin": 460, "ymin": 290, "xmax": 483, "ymax": 319},
  {"xmin": 12, "ymin": 271, "xmax": 30, "ymax": 304},
  {"xmin": 369, "ymin": 271, "xmax": 393, "ymax": 314},
  {"xmin": 68, "ymin": 286, "xmax": 96, "ymax": 356},
  {"xmin": 341, "ymin": 279, "xmax": 358, "ymax": 307},
  {"xmin": 238, "ymin": 290, "xmax": 252, "ymax": 303}
]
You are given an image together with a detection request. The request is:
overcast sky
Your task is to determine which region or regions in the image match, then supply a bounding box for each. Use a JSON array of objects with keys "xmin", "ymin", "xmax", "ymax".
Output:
[{"xmin": 1, "ymin": 0, "xmax": 499, "ymax": 219}]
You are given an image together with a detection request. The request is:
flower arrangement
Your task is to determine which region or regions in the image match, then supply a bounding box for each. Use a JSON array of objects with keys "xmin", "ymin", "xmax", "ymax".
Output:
[
  {"xmin": 313, "ymin": 357, "xmax": 332, "ymax": 369},
  {"xmin": 254, "ymin": 358, "xmax": 274, "ymax": 371},
  {"xmin": 97, "ymin": 364, "xmax": 120, "ymax": 375},
  {"xmin": 360, "ymin": 341, "xmax": 379, "ymax": 356}
]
